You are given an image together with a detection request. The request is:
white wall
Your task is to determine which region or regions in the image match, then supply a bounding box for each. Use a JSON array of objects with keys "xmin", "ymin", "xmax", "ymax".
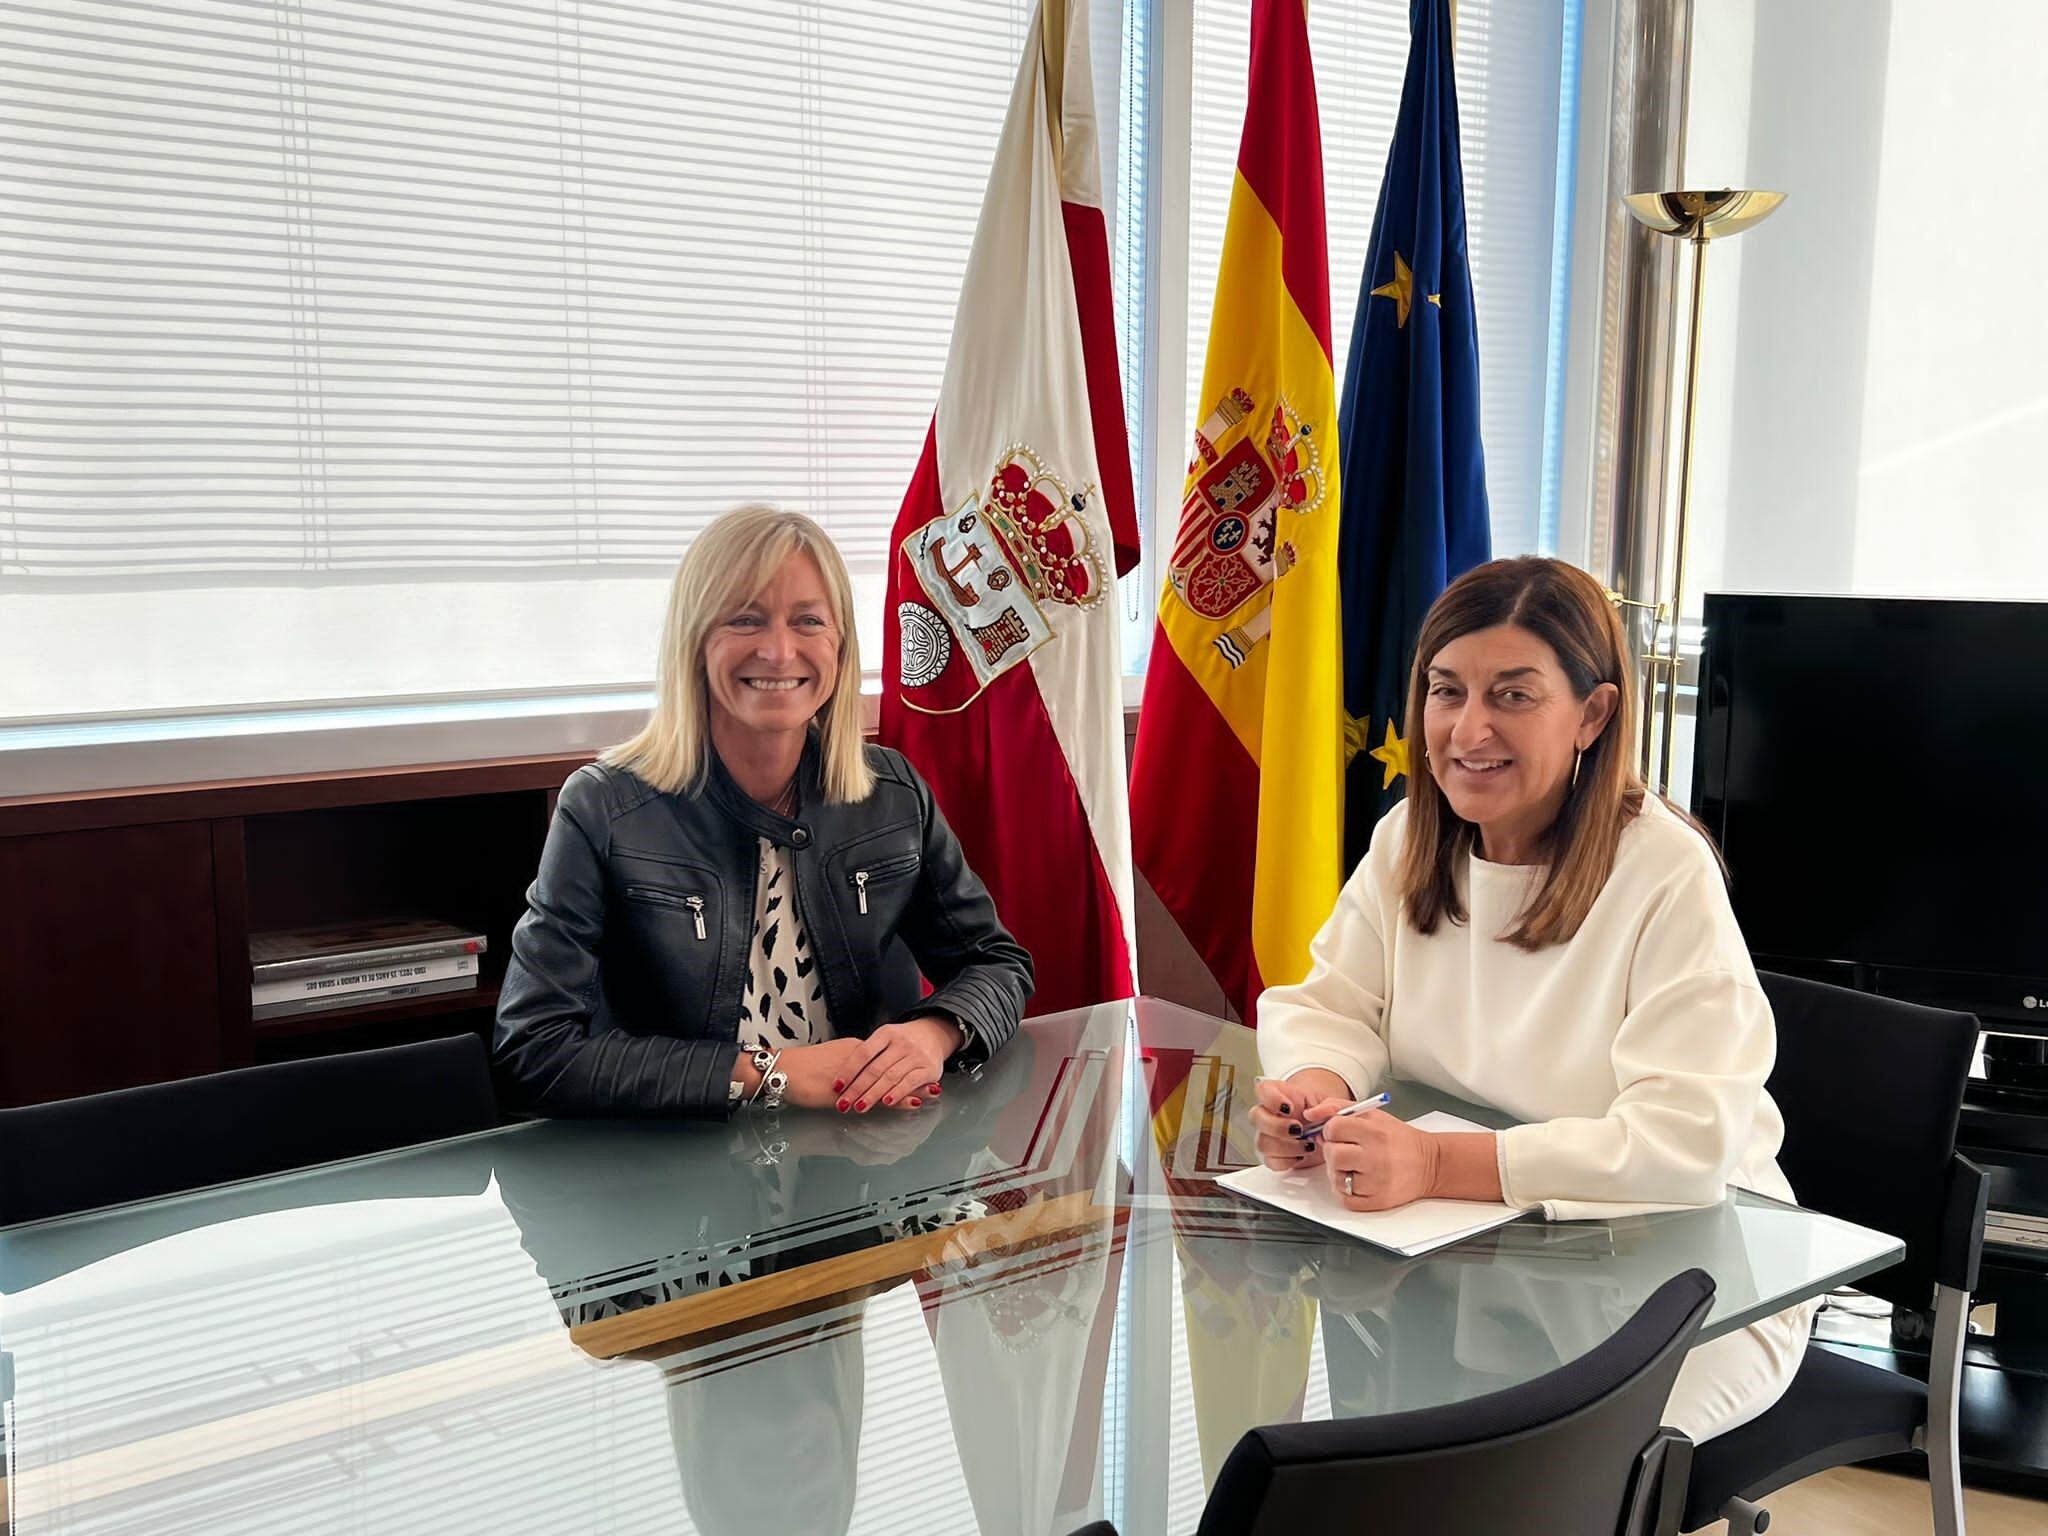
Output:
[{"xmin": 1680, "ymin": 0, "xmax": 2048, "ymax": 609}]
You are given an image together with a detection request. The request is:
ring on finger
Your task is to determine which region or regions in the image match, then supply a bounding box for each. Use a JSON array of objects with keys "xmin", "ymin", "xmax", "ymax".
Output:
[{"xmin": 1343, "ymin": 1172, "xmax": 1356, "ymax": 1198}]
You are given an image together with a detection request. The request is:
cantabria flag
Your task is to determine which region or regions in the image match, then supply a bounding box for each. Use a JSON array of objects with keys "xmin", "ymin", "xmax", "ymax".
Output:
[{"xmin": 880, "ymin": 0, "xmax": 1141, "ymax": 1015}]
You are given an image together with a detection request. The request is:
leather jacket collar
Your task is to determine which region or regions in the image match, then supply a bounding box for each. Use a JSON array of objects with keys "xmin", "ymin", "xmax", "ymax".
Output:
[{"xmin": 702, "ymin": 730, "xmax": 821, "ymax": 845}]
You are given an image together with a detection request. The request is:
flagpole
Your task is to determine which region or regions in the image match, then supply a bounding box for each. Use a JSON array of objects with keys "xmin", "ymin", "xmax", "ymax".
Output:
[{"xmin": 1040, "ymin": 0, "xmax": 1067, "ymax": 164}]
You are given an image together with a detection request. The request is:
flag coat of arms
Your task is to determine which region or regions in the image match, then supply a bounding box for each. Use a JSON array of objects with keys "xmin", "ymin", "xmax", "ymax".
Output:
[
  {"xmin": 881, "ymin": 0, "xmax": 1141, "ymax": 1015},
  {"xmin": 1337, "ymin": 0, "xmax": 1491, "ymax": 866},
  {"xmin": 1130, "ymin": 0, "xmax": 1344, "ymax": 1020}
]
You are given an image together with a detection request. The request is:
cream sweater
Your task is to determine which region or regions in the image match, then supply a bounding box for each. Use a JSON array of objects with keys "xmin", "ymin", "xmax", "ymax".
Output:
[{"xmin": 1258, "ymin": 797, "xmax": 1792, "ymax": 1221}]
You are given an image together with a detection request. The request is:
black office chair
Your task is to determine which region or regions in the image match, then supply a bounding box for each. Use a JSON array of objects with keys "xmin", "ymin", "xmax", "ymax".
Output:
[
  {"xmin": 1679, "ymin": 972, "xmax": 1988, "ymax": 1536},
  {"xmin": 0, "ymin": 1033, "xmax": 501, "ymax": 1226},
  {"xmin": 1074, "ymin": 1267, "xmax": 1717, "ymax": 1536}
]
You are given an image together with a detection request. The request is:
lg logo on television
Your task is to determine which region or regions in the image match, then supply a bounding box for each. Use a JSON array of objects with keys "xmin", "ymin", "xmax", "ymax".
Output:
[{"xmin": 2026, "ymin": 996, "xmax": 2041, "ymax": 1009}]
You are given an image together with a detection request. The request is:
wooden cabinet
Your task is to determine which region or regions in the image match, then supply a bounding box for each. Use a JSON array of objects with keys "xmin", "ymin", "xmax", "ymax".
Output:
[
  {"xmin": 0, "ymin": 822, "xmax": 224, "ymax": 1105},
  {"xmin": 0, "ymin": 756, "xmax": 584, "ymax": 1107},
  {"xmin": 0, "ymin": 718, "xmax": 1220, "ymax": 1107}
]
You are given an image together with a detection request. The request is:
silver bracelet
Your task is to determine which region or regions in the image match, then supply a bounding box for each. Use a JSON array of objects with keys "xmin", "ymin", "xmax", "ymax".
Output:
[
  {"xmin": 744, "ymin": 1047, "xmax": 775, "ymax": 1103},
  {"xmin": 745, "ymin": 1047, "xmax": 787, "ymax": 1111}
]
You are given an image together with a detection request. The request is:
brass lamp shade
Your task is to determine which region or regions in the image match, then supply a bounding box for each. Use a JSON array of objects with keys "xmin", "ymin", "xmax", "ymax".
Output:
[{"xmin": 1623, "ymin": 188, "xmax": 1786, "ymax": 242}]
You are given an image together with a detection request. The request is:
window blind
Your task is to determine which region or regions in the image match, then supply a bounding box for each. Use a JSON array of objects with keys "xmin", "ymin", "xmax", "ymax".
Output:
[
  {"xmin": 0, "ymin": 0, "xmax": 1043, "ymax": 581},
  {"xmin": 1185, "ymin": 0, "xmax": 1573, "ymax": 559},
  {"xmin": 0, "ymin": 0, "xmax": 1151, "ymax": 725}
]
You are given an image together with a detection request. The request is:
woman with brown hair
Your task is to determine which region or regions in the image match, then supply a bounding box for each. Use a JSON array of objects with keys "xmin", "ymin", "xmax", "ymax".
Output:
[{"xmin": 1251, "ymin": 555, "xmax": 1810, "ymax": 1441}]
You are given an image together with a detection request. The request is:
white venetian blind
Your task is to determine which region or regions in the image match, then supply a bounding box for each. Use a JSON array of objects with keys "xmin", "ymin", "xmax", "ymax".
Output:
[
  {"xmin": 1185, "ymin": 0, "xmax": 1573, "ymax": 559},
  {"xmin": 0, "ymin": 0, "xmax": 1045, "ymax": 720}
]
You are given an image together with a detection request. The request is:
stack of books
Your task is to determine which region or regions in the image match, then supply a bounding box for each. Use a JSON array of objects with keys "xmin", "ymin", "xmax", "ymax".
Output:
[
  {"xmin": 1986, "ymin": 1207, "xmax": 2048, "ymax": 1254},
  {"xmin": 249, "ymin": 917, "xmax": 489, "ymax": 1022}
]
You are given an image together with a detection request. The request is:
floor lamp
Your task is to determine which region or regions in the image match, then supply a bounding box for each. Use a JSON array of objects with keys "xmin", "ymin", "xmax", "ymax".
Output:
[{"xmin": 1620, "ymin": 187, "xmax": 1785, "ymax": 794}]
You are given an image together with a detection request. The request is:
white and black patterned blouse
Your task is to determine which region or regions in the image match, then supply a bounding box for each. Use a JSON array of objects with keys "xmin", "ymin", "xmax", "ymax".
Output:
[{"xmin": 738, "ymin": 837, "xmax": 833, "ymax": 1051}]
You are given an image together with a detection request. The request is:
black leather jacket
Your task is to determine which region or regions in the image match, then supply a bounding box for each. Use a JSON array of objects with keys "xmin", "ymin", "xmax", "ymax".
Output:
[{"xmin": 493, "ymin": 739, "xmax": 1034, "ymax": 1118}]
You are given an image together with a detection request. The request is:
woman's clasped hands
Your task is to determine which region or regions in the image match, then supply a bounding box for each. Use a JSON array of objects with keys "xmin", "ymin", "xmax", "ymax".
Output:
[
  {"xmin": 773, "ymin": 1016, "xmax": 961, "ymax": 1113},
  {"xmin": 1250, "ymin": 1072, "xmax": 1442, "ymax": 1212}
]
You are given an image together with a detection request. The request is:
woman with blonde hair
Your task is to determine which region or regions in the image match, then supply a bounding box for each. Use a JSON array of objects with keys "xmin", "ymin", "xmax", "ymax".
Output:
[
  {"xmin": 496, "ymin": 506, "xmax": 1032, "ymax": 1119},
  {"xmin": 1251, "ymin": 555, "xmax": 1811, "ymax": 1443}
]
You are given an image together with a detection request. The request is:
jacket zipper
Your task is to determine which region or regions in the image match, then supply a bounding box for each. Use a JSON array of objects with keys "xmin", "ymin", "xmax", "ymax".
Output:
[
  {"xmin": 848, "ymin": 853, "xmax": 920, "ymax": 916},
  {"xmin": 625, "ymin": 884, "xmax": 710, "ymax": 939}
]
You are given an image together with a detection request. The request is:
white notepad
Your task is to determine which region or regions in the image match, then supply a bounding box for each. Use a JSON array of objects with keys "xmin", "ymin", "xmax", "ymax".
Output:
[{"xmin": 1217, "ymin": 1111, "xmax": 1535, "ymax": 1257}]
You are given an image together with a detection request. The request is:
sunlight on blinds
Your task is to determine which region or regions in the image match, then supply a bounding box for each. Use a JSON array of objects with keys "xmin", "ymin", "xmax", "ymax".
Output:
[{"xmin": 0, "ymin": 0, "xmax": 1082, "ymax": 720}]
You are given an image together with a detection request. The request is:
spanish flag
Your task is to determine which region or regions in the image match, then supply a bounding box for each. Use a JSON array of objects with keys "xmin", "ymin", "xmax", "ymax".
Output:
[{"xmin": 1130, "ymin": 0, "xmax": 1342, "ymax": 1021}]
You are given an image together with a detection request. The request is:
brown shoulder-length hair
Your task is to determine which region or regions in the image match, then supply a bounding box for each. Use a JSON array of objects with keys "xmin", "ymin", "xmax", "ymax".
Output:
[{"xmin": 1397, "ymin": 556, "xmax": 1650, "ymax": 950}]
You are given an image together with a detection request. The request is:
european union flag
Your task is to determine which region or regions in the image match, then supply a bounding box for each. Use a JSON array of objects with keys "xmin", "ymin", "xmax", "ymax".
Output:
[{"xmin": 1336, "ymin": 0, "xmax": 1491, "ymax": 868}]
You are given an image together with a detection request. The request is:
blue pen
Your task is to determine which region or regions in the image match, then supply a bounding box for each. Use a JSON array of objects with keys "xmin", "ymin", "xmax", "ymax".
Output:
[{"xmin": 1297, "ymin": 1091, "xmax": 1392, "ymax": 1141}]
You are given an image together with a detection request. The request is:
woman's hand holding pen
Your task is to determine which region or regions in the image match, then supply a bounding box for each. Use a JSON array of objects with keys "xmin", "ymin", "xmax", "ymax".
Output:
[
  {"xmin": 1255, "ymin": 1078, "xmax": 1504, "ymax": 1210},
  {"xmin": 1249, "ymin": 1070, "xmax": 1353, "ymax": 1172}
]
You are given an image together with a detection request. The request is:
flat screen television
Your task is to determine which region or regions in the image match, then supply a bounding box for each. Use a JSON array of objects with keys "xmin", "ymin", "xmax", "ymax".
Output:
[{"xmin": 1693, "ymin": 592, "xmax": 2048, "ymax": 1033}]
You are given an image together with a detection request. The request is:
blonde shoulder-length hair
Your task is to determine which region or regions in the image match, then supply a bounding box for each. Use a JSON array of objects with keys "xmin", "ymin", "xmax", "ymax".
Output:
[
  {"xmin": 604, "ymin": 505, "xmax": 875, "ymax": 804},
  {"xmin": 1397, "ymin": 555, "xmax": 1652, "ymax": 950}
]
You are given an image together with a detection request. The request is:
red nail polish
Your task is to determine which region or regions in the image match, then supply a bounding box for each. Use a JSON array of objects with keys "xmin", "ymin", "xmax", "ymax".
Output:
[
  {"xmin": 855, "ymin": 1099, "xmax": 867, "ymax": 1112},
  {"xmin": 883, "ymin": 1095, "xmax": 895, "ymax": 1106},
  {"xmin": 836, "ymin": 1099, "xmax": 849, "ymax": 1112},
  {"xmin": 907, "ymin": 1097, "xmax": 922, "ymax": 1108},
  {"xmin": 832, "ymin": 1080, "xmax": 845, "ymax": 1093}
]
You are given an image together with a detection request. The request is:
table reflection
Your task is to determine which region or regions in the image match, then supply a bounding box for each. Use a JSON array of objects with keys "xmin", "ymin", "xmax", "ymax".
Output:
[
  {"xmin": 1135, "ymin": 1003, "xmax": 1767, "ymax": 1487},
  {"xmin": 0, "ymin": 999, "xmax": 1892, "ymax": 1536}
]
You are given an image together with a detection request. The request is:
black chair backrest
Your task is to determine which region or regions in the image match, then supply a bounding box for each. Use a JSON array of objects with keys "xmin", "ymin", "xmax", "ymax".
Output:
[
  {"xmin": 1758, "ymin": 971, "xmax": 1979, "ymax": 1308},
  {"xmin": 0, "ymin": 1034, "xmax": 500, "ymax": 1227},
  {"xmin": 1195, "ymin": 1268, "xmax": 1716, "ymax": 1536}
]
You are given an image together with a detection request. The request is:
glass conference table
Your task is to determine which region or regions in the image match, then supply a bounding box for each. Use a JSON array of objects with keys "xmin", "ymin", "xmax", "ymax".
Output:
[{"xmin": 0, "ymin": 998, "xmax": 1901, "ymax": 1536}]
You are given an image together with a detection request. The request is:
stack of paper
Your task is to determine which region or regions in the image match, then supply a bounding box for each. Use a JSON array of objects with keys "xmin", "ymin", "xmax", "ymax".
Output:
[{"xmin": 1217, "ymin": 1111, "xmax": 1534, "ymax": 1257}]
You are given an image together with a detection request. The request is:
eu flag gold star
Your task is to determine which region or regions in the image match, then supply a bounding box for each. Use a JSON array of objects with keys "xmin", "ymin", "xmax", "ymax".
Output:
[
  {"xmin": 1372, "ymin": 252, "xmax": 1414, "ymax": 328},
  {"xmin": 1368, "ymin": 719, "xmax": 1411, "ymax": 790},
  {"xmin": 1343, "ymin": 712, "xmax": 1374, "ymax": 765}
]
